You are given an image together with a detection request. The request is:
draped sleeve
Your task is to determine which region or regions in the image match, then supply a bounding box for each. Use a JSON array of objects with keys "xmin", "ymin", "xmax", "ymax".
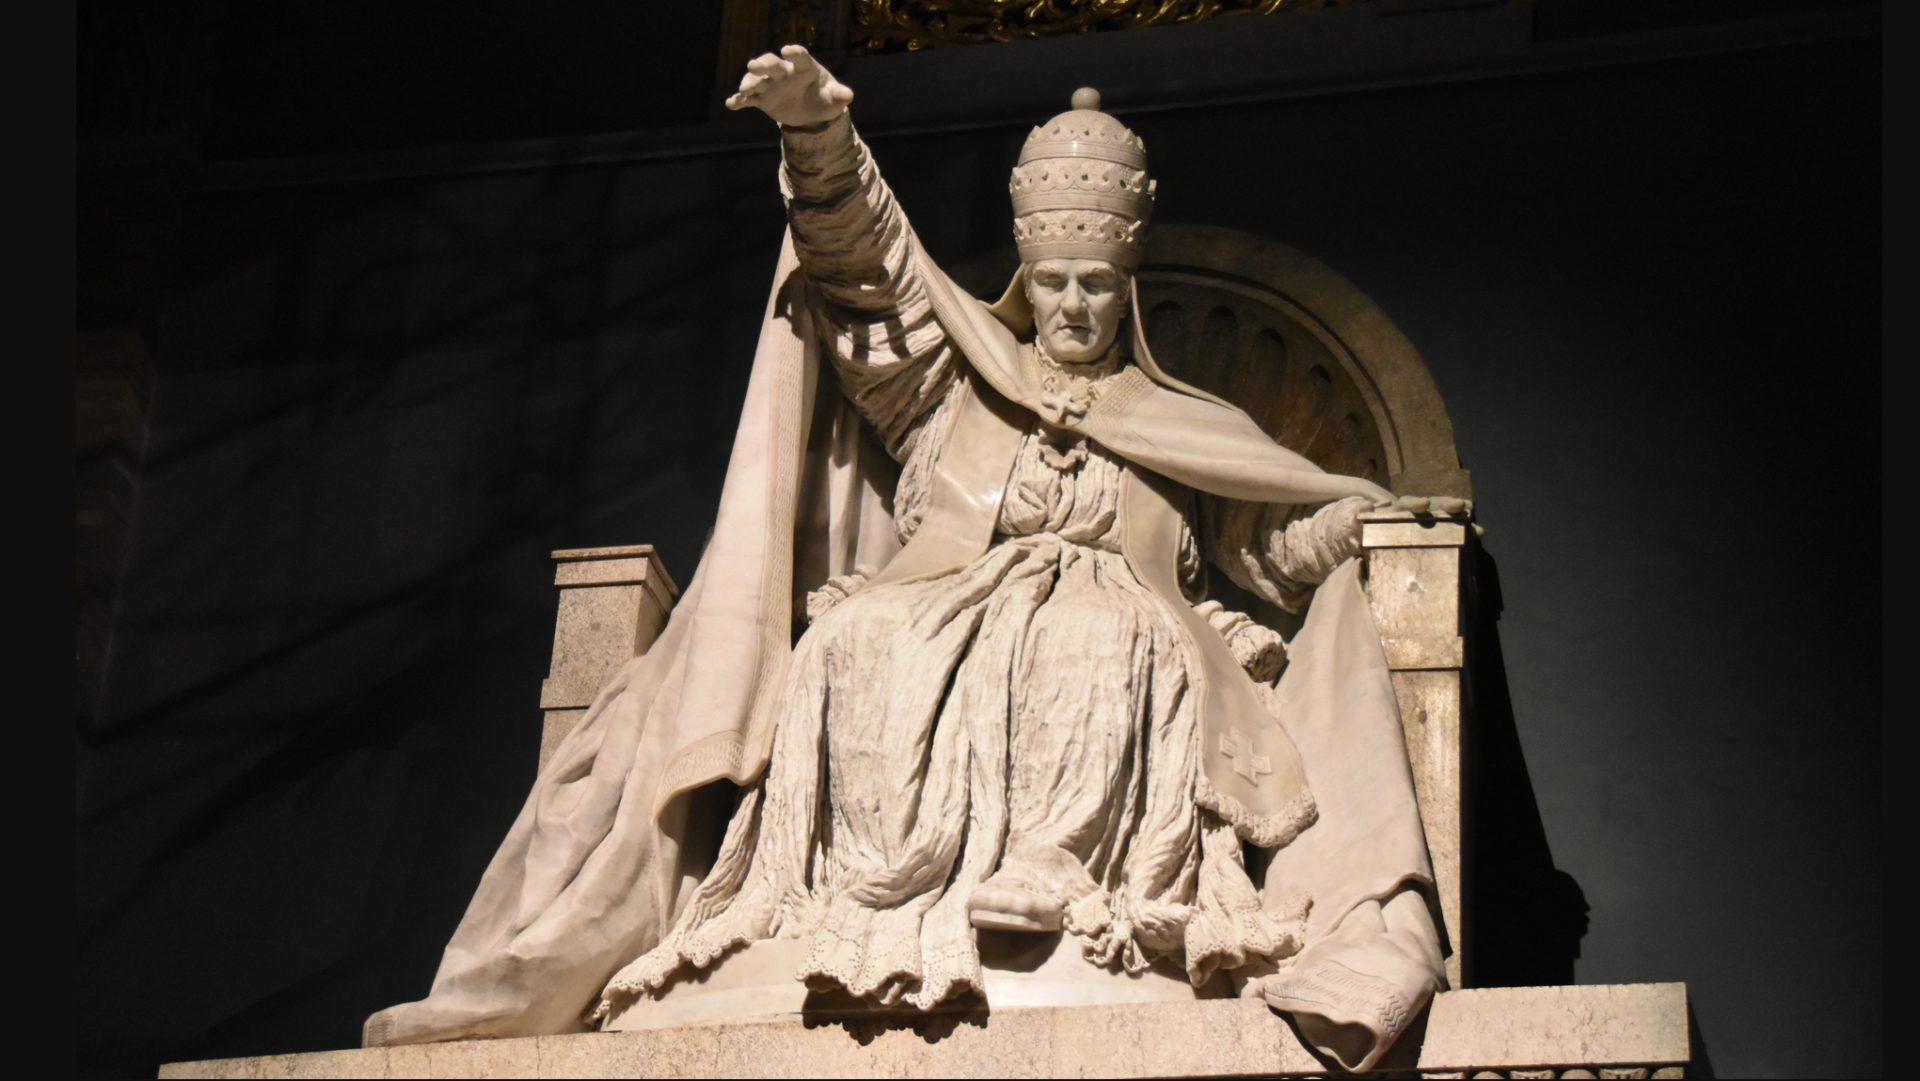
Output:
[
  {"xmin": 780, "ymin": 113, "xmax": 962, "ymax": 463},
  {"xmin": 1202, "ymin": 495, "xmax": 1371, "ymax": 614}
]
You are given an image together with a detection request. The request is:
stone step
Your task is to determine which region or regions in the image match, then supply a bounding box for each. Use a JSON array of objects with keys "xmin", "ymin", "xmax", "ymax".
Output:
[{"xmin": 160, "ymin": 981, "xmax": 1688, "ymax": 1078}]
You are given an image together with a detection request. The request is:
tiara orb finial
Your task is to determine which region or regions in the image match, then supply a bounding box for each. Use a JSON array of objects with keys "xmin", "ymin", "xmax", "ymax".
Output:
[{"xmin": 1070, "ymin": 87, "xmax": 1101, "ymax": 111}]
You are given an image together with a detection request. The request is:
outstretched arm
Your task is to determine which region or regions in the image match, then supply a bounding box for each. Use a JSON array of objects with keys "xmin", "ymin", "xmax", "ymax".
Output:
[
  {"xmin": 729, "ymin": 45, "xmax": 957, "ymax": 457},
  {"xmin": 1206, "ymin": 494, "xmax": 1469, "ymax": 613}
]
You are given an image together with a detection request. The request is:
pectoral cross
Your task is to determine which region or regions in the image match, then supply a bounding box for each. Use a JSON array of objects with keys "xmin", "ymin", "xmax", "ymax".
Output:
[{"xmin": 1220, "ymin": 728, "xmax": 1273, "ymax": 783}]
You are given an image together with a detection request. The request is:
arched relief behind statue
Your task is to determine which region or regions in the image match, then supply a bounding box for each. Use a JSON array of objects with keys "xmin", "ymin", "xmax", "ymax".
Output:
[
  {"xmin": 1135, "ymin": 224, "xmax": 1471, "ymax": 501},
  {"xmin": 1139, "ymin": 275, "xmax": 1389, "ymax": 488}
]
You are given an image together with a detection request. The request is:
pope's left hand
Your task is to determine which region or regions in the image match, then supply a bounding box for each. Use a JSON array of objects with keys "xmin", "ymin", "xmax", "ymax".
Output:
[{"xmin": 1374, "ymin": 494, "xmax": 1471, "ymax": 515}]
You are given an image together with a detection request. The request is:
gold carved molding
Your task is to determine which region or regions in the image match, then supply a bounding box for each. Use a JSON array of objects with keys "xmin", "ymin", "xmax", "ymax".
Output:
[{"xmin": 852, "ymin": 0, "xmax": 1347, "ymax": 52}]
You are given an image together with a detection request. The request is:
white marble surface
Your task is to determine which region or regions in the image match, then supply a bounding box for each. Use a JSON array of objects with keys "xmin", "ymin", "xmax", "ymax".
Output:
[{"xmin": 165, "ymin": 982, "xmax": 1689, "ymax": 1078}]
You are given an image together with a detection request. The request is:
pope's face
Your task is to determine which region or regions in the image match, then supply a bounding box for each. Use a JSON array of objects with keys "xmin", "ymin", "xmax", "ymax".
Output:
[{"xmin": 1027, "ymin": 259, "xmax": 1130, "ymax": 364}]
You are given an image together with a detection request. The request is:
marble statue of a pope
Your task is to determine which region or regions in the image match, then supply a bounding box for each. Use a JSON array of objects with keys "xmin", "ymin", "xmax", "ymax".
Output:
[{"xmin": 367, "ymin": 46, "xmax": 1456, "ymax": 1074}]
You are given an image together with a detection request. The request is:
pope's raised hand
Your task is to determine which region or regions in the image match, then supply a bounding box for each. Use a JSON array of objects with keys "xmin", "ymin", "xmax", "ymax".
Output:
[{"xmin": 726, "ymin": 44, "xmax": 853, "ymax": 127}]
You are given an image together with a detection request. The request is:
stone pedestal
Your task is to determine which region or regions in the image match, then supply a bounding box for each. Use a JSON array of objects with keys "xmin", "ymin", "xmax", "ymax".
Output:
[
  {"xmin": 537, "ymin": 545, "xmax": 679, "ymax": 772},
  {"xmin": 1361, "ymin": 509, "xmax": 1471, "ymax": 990},
  {"xmin": 158, "ymin": 982, "xmax": 1689, "ymax": 1078}
]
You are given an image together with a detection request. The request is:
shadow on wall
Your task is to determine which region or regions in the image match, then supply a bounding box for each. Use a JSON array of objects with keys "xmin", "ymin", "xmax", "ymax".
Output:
[
  {"xmin": 1688, "ymin": 1003, "xmax": 1717, "ymax": 1079},
  {"xmin": 1464, "ymin": 547, "xmax": 1590, "ymax": 989}
]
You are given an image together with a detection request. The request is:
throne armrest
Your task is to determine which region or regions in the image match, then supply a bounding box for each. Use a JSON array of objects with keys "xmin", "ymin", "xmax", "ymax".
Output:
[{"xmin": 1359, "ymin": 508, "xmax": 1473, "ymax": 989}]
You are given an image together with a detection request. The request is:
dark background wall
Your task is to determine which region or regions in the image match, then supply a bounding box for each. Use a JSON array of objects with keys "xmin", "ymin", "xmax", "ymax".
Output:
[{"xmin": 76, "ymin": 5, "xmax": 1881, "ymax": 1077}]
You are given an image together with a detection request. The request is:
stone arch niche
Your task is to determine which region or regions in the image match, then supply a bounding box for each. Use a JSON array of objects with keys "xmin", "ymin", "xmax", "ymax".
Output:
[{"xmin": 1134, "ymin": 224, "xmax": 1471, "ymax": 500}]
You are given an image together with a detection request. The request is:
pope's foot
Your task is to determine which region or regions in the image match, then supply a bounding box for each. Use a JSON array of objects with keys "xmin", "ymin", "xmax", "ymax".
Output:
[{"xmin": 968, "ymin": 880, "xmax": 1065, "ymax": 932}]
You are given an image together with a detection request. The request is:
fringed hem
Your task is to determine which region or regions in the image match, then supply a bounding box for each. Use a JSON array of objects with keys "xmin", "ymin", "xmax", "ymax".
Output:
[
  {"xmin": 1195, "ymin": 775, "xmax": 1318, "ymax": 848},
  {"xmin": 591, "ymin": 934, "xmax": 747, "ymax": 1024},
  {"xmin": 590, "ymin": 896, "xmax": 777, "ymax": 1025},
  {"xmin": 800, "ymin": 936, "xmax": 985, "ymax": 1012},
  {"xmin": 794, "ymin": 896, "xmax": 987, "ymax": 1011},
  {"xmin": 1184, "ymin": 890, "xmax": 1310, "ymax": 987}
]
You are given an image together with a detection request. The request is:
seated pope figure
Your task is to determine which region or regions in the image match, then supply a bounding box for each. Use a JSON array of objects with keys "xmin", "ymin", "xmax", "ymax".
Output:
[{"xmin": 366, "ymin": 46, "xmax": 1459, "ymax": 1075}]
